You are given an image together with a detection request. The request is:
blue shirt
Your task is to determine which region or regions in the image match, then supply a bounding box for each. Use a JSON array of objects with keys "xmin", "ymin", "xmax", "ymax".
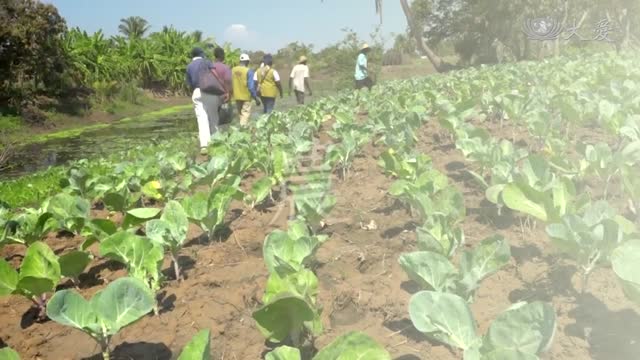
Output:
[
  {"xmin": 247, "ymin": 68, "xmax": 257, "ymax": 98},
  {"xmin": 186, "ymin": 57, "xmax": 214, "ymax": 90},
  {"xmin": 354, "ymin": 53, "xmax": 368, "ymax": 81}
]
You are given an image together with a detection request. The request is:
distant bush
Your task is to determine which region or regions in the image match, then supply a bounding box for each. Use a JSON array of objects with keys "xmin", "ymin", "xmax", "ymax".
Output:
[
  {"xmin": 118, "ymin": 82, "xmax": 144, "ymax": 105},
  {"xmin": 20, "ymin": 104, "xmax": 48, "ymax": 126},
  {"xmin": 383, "ymin": 49, "xmax": 404, "ymax": 66}
]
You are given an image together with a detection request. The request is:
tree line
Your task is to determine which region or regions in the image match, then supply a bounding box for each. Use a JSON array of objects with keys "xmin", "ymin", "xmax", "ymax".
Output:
[
  {"xmin": 4, "ymin": 0, "xmax": 637, "ymax": 125},
  {"xmin": 373, "ymin": 0, "xmax": 639, "ymax": 70},
  {"xmin": 0, "ymin": 0, "xmax": 239, "ymax": 124}
]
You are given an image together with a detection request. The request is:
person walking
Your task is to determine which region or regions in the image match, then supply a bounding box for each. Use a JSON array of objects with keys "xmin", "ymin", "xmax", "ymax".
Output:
[
  {"xmin": 355, "ymin": 43, "xmax": 373, "ymax": 90},
  {"xmin": 186, "ymin": 47, "xmax": 224, "ymax": 152},
  {"xmin": 289, "ymin": 56, "xmax": 312, "ymax": 105},
  {"xmin": 254, "ymin": 54, "xmax": 283, "ymax": 114},
  {"xmin": 212, "ymin": 47, "xmax": 234, "ymax": 126},
  {"xmin": 232, "ymin": 53, "xmax": 260, "ymax": 126}
]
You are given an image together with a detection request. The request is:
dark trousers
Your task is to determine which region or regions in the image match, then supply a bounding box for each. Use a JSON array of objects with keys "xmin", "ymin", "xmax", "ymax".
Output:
[
  {"xmin": 355, "ymin": 77, "xmax": 373, "ymax": 90},
  {"xmin": 295, "ymin": 90, "xmax": 305, "ymax": 105},
  {"xmin": 261, "ymin": 96, "xmax": 276, "ymax": 113}
]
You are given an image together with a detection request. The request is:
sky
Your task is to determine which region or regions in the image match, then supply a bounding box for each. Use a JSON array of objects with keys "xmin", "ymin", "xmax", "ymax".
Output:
[{"xmin": 47, "ymin": 0, "xmax": 407, "ymax": 52}]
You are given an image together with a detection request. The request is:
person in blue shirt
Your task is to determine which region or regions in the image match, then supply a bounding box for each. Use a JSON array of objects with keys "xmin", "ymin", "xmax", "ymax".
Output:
[
  {"xmin": 354, "ymin": 43, "xmax": 373, "ymax": 90},
  {"xmin": 186, "ymin": 47, "xmax": 222, "ymax": 152}
]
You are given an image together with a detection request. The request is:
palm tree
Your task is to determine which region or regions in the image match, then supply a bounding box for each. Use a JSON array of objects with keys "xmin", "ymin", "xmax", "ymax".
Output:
[
  {"xmin": 118, "ymin": 16, "xmax": 151, "ymax": 39},
  {"xmin": 190, "ymin": 30, "xmax": 203, "ymax": 43}
]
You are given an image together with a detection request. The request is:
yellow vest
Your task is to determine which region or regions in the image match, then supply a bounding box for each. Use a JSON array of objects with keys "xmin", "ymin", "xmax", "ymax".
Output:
[
  {"xmin": 232, "ymin": 66, "xmax": 251, "ymax": 101},
  {"xmin": 256, "ymin": 67, "xmax": 278, "ymax": 98}
]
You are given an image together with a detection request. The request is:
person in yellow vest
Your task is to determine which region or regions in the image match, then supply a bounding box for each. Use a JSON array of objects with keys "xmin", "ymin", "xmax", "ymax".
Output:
[
  {"xmin": 232, "ymin": 53, "xmax": 260, "ymax": 126},
  {"xmin": 254, "ymin": 54, "xmax": 283, "ymax": 113}
]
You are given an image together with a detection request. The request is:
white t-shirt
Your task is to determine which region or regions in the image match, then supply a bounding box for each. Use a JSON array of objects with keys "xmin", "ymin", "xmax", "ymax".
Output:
[
  {"xmin": 290, "ymin": 64, "xmax": 309, "ymax": 92},
  {"xmin": 254, "ymin": 68, "xmax": 281, "ymax": 82}
]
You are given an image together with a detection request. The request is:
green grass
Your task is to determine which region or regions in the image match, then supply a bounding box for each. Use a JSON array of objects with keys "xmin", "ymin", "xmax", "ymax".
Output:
[
  {"xmin": 0, "ymin": 167, "xmax": 65, "ymax": 208},
  {"xmin": 119, "ymin": 104, "xmax": 192, "ymax": 123},
  {"xmin": 2, "ymin": 95, "xmax": 190, "ymax": 145},
  {"xmin": 24, "ymin": 104, "xmax": 192, "ymax": 145},
  {"xmin": 0, "ymin": 133, "xmax": 196, "ymax": 209},
  {"xmin": 0, "ymin": 115, "xmax": 22, "ymax": 132}
]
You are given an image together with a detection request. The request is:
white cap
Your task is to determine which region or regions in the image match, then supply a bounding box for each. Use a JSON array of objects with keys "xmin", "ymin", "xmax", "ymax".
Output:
[{"xmin": 239, "ymin": 53, "xmax": 250, "ymax": 62}]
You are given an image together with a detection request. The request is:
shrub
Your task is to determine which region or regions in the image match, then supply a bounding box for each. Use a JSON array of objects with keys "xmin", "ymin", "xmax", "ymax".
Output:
[{"xmin": 20, "ymin": 104, "xmax": 48, "ymax": 125}]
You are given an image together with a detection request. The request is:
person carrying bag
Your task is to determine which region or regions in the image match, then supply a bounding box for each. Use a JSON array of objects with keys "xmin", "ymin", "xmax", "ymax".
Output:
[
  {"xmin": 254, "ymin": 54, "xmax": 283, "ymax": 114},
  {"xmin": 186, "ymin": 47, "xmax": 225, "ymax": 152},
  {"xmin": 209, "ymin": 64, "xmax": 233, "ymax": 126}
]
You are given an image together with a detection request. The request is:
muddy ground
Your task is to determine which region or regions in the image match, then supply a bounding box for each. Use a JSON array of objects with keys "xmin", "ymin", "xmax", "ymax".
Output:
[{"xmin": 1, "ymin": 118, "xmax": 639, "ymax": 360}]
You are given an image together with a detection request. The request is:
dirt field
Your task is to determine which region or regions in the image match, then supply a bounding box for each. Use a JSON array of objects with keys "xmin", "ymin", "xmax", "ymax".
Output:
[{"xmin": 1, "ymin": 117, "xmax": 638, "ymax": 360}]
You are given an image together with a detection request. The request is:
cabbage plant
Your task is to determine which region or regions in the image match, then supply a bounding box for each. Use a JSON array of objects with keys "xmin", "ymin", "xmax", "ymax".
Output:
[
  {"xmin": 390, "ymin": 178, "xmax": 465, "ymax": 226},
  {"xmin": 177, "ymin": 329, "xmax": 211, "ymax": 360},
  {"xmin": 399, "ymin": 235, "xmax": 511, "ymax": 301},
  {"xmin": 255, "ymin": 221, "xmax": 327, "ymax": 348},
  {"xmin": 0, "ymin": 242, "xmax": 61, "ymax": 319},
  {"xmin": 262, "ymin": 220, "xmax": 327, "ymax": 276},
  {"xmin": 181, "ymin": 178, "xmax": 243, "ymax": 241},
  {"xmin": 265, "ymin": 332, "xmax": 391, "ymax": 360},
  {"xmin": 416, "ymin": 215, "xmax": 465, "ymax": 258},
  {"xmin": 0, "ymin": 347, "xmax": 20, "ymax": 360},
  {"xmin": 546, "ymin": 201, "xmax": 627, "ymax": 293},
  {"xmin": 44, "ymin": 193, "xmax": 90, "ymax": 234},
  {"xmin": 410, "ymin": 291, "xmax": 556, "ymax": 359},
  {"xmin": 1, "ymin": 208, "xmax": 56, "ymax": 247},
  {"xmin": 146, "ymin": 200, "xmax": 189, "ymax": 281},
  {"xmin": 47, "ymin": 277, "xmax": 155, "ymax": 360},
  {"xmin": 253, "ymin": 292, "xmax": 319, "ymax": 348},
  {"xmin": 326, "ymin": 126, "xmax": 370, "ymax": 179},
  {"xmin": 99, "ymin": 231, "xmax": 164, "ymax": 312},
  {"xmin": 378, "ymin": 150, "xmax": 433, "ymax": 181},
  {"xmin": 290, "ymin": 175, "xmax": 336, "ymax": 230},
  {"xmin": 612, "ymin": 240, "xmax": 640, "ymax": 306}
]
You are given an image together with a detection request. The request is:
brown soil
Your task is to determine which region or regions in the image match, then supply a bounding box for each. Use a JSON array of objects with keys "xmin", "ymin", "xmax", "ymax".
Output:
[{"xmin": 1, "ymin": 118, "xmax": 639, "ymax": 360}]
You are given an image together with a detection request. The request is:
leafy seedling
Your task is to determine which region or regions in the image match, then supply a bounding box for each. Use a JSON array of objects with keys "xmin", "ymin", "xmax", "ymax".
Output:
[
  {"xmin": 0, "ymin": 241, "xmax": 61, "ymax": 319},
  {"xmin": 409, "ymin": 291, "xmax": 556, "ymax": 359},
  {"xmin": 100, "ymin": 231, "xmax": 164, "ymax": 313},
  {"xmin": 0, "ymin": 347, "xmax": 20, "ymax": 360},
  {"xmin": 177, "ymin": 329, "xmax": 212, "ymax": 360},
  {"xmin": 146, "ymin": 200, "xmax": 189, "ymax": 281},
  {"xmin": 399, "ymin": 235, "xmax": 511, "ymax": 301},
  {"xmin": 45, "ymin": 193, "xmax": 90, "ymax": 234},
  {"xmin": 611, "ymin": 240, "xmax": 640, "ymax": 306},
  {"xmin": 546, "ymin": 201, "xmax": 625, "ymax": 293},
  {"xmin": 263, "ymin": 220, "xmax": 327, "ymax": 276},
  {"xmin": 182, "ymin": 179, "xmax": 243, "ymax": 241},
  {"xmin": 47, "ymin": 277, "xmax": 155, "ymax": 360}
]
